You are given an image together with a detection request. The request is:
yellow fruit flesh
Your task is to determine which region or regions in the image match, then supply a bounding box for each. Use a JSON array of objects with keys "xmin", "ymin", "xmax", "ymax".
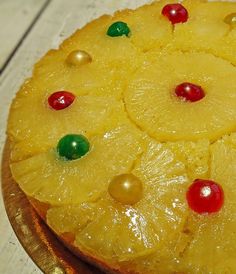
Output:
[
  {"xmin": 46, "ymin": 139, "xmax": 189, "ymax": 265},
  {"xmin": 180, "ymin": 135, "xmax": 236, "ymax": 273},
  {"xmin": 125, "ymin": 51, "xmax": 236, "ymax": 141},
  {"xmin": 33, "ymin": 50, "xmax": 125, "ymax": 98},
  {"xmin": 11, "ymin": 126, "xmax": 143, "ymax": 205},
  {"xmin": 174, "ymin": 0, "xmax": 236, "ymax": 65},
  {"xmin": 7, "ymin": 0, "xmax": 236, "ymax": 272},
  {"xmin": 114, "ymin": 0, "xmax": 173, "ymax": 52},
  {"xmin": 8, "ymin": 92, "xmax": 127, "ymax": 161},
  {"xmin": 47, "ymin": 203, "xmax": 95, "ymax": 234},
  {"xmin": 166, "ymin": 139, "xmax": 210, "ymax": 180}
]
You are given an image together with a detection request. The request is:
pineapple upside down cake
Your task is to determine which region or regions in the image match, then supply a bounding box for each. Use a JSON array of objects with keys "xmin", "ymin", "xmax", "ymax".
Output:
[{"xmin": 7, "ymin": 0, "xmax": 236, "ymax": 273}]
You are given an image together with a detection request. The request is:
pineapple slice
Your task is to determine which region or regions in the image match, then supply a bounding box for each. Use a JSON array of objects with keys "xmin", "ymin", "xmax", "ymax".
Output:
[
  {"xmin": 181, "ymin": 211, "xmax": 236, "ymax": 274},
  {"xmin": 47, "ymin": 198, "xmax": 159, "ymax": 264},
  {"xmin": 181, "ymin": 135, "xmax": 236, "ymax": 273},
  {"xmin": 125, "ymin": 51, "xmax": 236, "ymax": 141},
  {"xmin": 8, "ymin": 91, "xmax": 127, "ymax": 162},
  {"xmin": 10, "ymin": 126, "xmax": 144, "ymax": 205},
  {"xmin": 47, "ymin": 203, "xmax": 95, "ymax": 234},
  {"xmin": 60, "ymin": 0, "xmax": 174, "ymax": 58},
  {"xmin": 33, "ymin": 51, "xmax": 124, "ymax": 98},
  {"xmin": 166, "ymin": 139, "xmax": 210, "ymax": 180},
  {"xmin": 75, "ymin": 198, "xmax": 159, "ymax": 262},
  {"xmin": 113, "ymin": 0, "xmax": 173, "ymax": 52},
  {"xmin": 58, "ymin": 13, "xmax": 141, "ymax": 91},
  {"xmin": 47, "ymin": 138, "xmax": 189, "ymax": 267},
  {"xmin": 60, "ymin": 14, "xmax": 139, "ymax": 68},
  {"xmin": 174, "ymin": 0, "xmax": 236, "ymax": 65}
]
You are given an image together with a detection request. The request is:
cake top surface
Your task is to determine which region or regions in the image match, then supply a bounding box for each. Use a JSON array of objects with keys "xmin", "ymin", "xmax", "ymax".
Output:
[{"xmin": 7, "ymin": 1, "xmax": 236, "ymax": 273}]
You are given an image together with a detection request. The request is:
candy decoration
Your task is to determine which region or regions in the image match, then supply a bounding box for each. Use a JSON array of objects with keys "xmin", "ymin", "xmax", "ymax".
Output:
[
  {"xmin": 162, "ymin": 3, "xmax": 188, "ymax": 24},
  {"xmin": 224, "ymin": 13, "xmax": 236, "ymax": 27},
  {"xmin": 175, "ymin": 82, "xmax": 205, "ymax": 102},
  {"xmin": 48, "ymin": 91, "xmax": 75, "ymax": 110},
  {"xmin": 57, "ymin": 134, "xmax": 90, "ymax": 160},
  {"xmin": 186, "ymin": 179, "xmax": 224, "ymax": 214},
  {"xmin": 108, "ymin": 174, "xmax": 143, "ymax": 205},
  {"xmin": 66, "ymin": 50, "xmax": 92, "ymax": 66},
  {"xmin": 107, "ymin": 21, "xmax": 131, "ymax": 37}
]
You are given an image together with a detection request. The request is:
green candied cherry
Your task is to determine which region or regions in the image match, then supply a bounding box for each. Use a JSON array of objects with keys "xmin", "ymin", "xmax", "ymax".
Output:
[
  {"xmin": 57, "ymin": 134, "xmax": 90, "ymax": 160},
  {"xmin": 224, "ymin": 13, "xmax": 236, "ymax": 27},
  {"xmin": 107, "ymin": 21, "xmax": 131, "ymax": 37}
]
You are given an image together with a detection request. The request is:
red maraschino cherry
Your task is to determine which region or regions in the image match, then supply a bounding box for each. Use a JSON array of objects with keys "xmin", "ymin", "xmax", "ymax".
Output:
[
  {"xmin": 187, "ymin": 179, "xmax": 224, "ymax": 214},
  {"xmin": 175, "ymin": 82, "xmax": 205, "ymax": 102},
  {"xmin": 162, "ymin": 3, "xmax": 189, "ymax": 24},
  {"xmin": 48, "ymin": 91, "xmax": 75, "ymax": 110}
]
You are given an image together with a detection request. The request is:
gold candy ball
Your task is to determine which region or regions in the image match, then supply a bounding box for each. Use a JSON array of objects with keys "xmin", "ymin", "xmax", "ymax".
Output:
[
  {"xmin": 66, "ymin": 50, "xmax": 92, "ymax": 66},
  {"xmin": 108, "ymin": 174, "xmax": 143, "ymax": 205},
  {"xmin": 224, "ymin": 13, "xmax": 236, "ymax": 27}
]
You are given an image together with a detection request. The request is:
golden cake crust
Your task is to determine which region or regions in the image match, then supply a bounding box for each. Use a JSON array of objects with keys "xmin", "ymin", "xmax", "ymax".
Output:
[{"xmin": 7, "ymin": 0, "xmax": 236, "ymax": 273}]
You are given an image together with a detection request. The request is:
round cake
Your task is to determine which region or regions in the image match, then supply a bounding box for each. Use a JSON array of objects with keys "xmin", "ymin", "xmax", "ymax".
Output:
[{"xmin": 7, "ymin": 0, "xmax": 236, "ymax": 273}]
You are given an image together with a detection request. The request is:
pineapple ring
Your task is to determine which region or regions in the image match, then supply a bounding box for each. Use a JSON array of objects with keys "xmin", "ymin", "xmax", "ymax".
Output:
[
  {"xmin": 173, "ymin": 0, "xmax": 236, "ymax": 66},
  {"xmin": 10, "ymin": 125, "xmax": 143, "ymax": 205},
  {"xmin": 8, "ymin": 94, "xmax": 128, "ymax": 162},
  {"xmin": 181, "ymin": 134, "xmax": 236, "ymax": 272},
  {"xmin": 125, "ymin": 51, "xmax": 236, "ymax": 141},
  {"xmin": 46, "ymin": 139, "xmax": 189, "ymax": 262}
]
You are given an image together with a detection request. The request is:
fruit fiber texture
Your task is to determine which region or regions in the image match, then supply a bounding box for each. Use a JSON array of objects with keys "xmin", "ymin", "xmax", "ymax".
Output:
[{"xmin": 7, "ymin": 0, "xmax": 236, "ymax": 273}]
